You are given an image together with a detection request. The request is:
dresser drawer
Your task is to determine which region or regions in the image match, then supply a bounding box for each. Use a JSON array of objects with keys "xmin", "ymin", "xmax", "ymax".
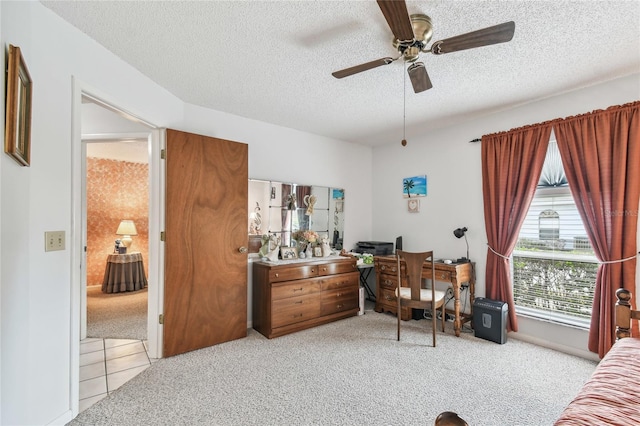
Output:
[
  {"xmin": 379, "ymin": 287, "xmax": 398, "ymax": 306},
  {"xmin": 317, "ymin": 260, "xmax": 357, "ymax": 276},
  {"xmin": 320, "ymin": 287, "xmax": 359, "ymax": 316},
  {"xmin": 320, "ymin": 272, "xmax": 358, "ymax": 291},
  {"xmin": 377, "ymin": 262, "xmax": 399, "ymax": 276},
  {"xmin": 269, "ymin": 264, "xmax": 319, "ymax": 283},
  {"xmin": 272, "ymin": 279, "xmax": 321, "ymax": 300},
  {"xmin": 434, "ymin": 270, "xmax": 451, "ymax": 282},
  {"xmin": 272, "ymin": 294, "xmax": 321, "ymax": 328},
  {"xmin": 379, "ymin": 273, "xmax": 399, "ymax": 290}
]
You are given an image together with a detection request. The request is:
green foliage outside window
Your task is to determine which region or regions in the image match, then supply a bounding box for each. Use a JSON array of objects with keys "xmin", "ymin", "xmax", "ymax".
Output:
[{"xmin": 513, "ymin": 256, "xmax": 598, "ymax": 319}]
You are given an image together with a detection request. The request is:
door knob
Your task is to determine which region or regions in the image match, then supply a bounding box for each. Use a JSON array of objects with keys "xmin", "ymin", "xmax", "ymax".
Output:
[{"xmin": 238, "ymin": 246, "xmax": 248, "ymax": 253}]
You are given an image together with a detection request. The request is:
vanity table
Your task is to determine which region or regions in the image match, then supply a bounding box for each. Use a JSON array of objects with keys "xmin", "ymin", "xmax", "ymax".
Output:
[
  {"xmin": 252, "ymin": 256, "xmax": 359, "ymax": 338},
  {"xmin": 374, "ymin": 256, "xmax": 475, "ymax": 337},
  {"xmin": 102, "ymin": 252, "xmax": 148, "ymax": 293}
]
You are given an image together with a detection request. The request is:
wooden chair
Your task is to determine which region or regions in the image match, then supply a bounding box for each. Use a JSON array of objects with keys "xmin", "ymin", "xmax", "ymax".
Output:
[{"xmin": 396, "ymin": 250, "xmax": 446, "ymax": 346}]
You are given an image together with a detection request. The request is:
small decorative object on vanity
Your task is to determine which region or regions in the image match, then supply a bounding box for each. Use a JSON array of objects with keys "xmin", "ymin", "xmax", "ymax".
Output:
[
  {"xmin": 259, "ymin": 234, "xmax": 281, "ymax": 261},
  {"xmin": 304, "ymin": 194, "xmax": 317, "ymax": 215},
  {"xmin": 321, "ymin": 237, "xmax": 332, "ymax": 257},
  {"xmin": 280, "ymin": 246, "xmax": 297, "ymax": 260}
]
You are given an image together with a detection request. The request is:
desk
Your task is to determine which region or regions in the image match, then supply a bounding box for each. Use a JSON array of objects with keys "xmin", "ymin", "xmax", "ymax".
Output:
[
  {"xmin": 357, "ymin": 263, "xmax": 376, "ymax": 301},
  {"xmin": 102, "ymin": 252, "xmax": 148, "ymax": 293},
  {"xmin": 374, "ymin": 256, "xmax": 475, "ymax": 337}
]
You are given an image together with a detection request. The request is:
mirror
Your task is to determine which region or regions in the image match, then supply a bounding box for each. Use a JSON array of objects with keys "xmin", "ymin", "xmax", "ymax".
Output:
[{"xmin": 248, "ymin": 179, "xmax": 345, "ymax": 253}]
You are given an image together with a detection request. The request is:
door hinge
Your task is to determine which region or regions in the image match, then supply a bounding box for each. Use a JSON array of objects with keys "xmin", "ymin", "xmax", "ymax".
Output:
[
  {"xmin": 159, "ymin": 314, "xmax": 164, "ymax": 324},
  {"xmin": 160, "ymin": 231, "xmax": 165, "ymax": 241},
  {"xmin": 161, "ymin": 149, "xmax": 166, "ymax": 159}
]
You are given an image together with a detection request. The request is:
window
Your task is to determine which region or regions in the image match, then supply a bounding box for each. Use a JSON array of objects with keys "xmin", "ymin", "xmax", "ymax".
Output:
[
  {"xmin": 513, "ymin": 140, "xmax": 598, "ymax": 327},
  {"xmin": 538, "ymin": 210, "xmax": 559, "ymax": 240}
]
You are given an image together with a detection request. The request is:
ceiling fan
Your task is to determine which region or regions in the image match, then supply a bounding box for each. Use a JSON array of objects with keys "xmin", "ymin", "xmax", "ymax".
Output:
[{"xmin": 332, "ymin": 0, "xmax": 515, "ymax": 93}]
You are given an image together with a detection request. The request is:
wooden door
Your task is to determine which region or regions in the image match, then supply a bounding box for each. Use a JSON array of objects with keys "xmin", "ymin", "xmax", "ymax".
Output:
[{"xmin": 164, "ymin": 129, "xmax": 248, "ymax": 357}]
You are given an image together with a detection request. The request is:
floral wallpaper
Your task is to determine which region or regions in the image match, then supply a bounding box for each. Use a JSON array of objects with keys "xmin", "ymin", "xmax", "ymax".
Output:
[{"xmin": 86, "ymin": 157, "xmax": 149, "ymax": 286}]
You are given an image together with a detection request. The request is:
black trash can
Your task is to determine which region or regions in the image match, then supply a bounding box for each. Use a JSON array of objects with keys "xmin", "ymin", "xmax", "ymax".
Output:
[{"xmin": 473, "ymin": 298, "xmax": 508, "ymax": 344}]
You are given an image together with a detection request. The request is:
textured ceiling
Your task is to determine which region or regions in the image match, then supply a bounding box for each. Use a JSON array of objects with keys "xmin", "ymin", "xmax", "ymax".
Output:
[{"xmin": 42, "ymin": 1, "xmax": 640, "ymax": 146}]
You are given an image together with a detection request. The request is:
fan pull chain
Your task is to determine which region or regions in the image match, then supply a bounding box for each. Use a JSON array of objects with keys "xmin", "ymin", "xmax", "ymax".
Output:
[{"xmin": 402, "ymin": 61, "xmax": 407, "ymax": 147}]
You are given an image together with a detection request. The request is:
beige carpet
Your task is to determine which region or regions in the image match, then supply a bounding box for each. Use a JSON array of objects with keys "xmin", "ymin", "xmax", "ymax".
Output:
[
  {"xmin": 86, "ymin": 285, "xmax": 147, "ymax": 340},
  {"xmin": 70, "ymin": 307, "xmax": 597, "ymax": 426}
]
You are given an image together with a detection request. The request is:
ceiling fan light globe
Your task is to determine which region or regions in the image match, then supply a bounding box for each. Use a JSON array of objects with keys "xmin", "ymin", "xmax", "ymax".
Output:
[{"xmin": 409, "ymin": 14, "xmax": 433, "ymax": 44}]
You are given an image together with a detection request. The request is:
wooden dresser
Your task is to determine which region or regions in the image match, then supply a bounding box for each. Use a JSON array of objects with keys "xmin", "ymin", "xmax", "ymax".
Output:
[
  {"xmin": 374, "ymin": 255, "xmax": 475, "ymax": 337},
  {"xmin": 252, "ymin": 256, "xmax": 359, "ymax": 339}
]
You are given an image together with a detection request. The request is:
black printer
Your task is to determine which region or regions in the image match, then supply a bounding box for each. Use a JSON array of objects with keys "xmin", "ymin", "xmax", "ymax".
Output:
[{"xmin": 354, "ymin": 241, "xmax": 394, "ymax": 255}]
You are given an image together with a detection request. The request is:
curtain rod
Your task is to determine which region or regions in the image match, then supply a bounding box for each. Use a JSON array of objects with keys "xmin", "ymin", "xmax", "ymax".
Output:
[{"xmin": 469, "ymin": 138, "xmax": 481, "ymax": 143}]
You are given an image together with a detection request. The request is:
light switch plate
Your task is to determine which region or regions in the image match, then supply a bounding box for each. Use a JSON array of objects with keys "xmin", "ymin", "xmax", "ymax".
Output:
[{"xmin": 45, "ymin": 231, "xmax": 65, "ymax": 252}]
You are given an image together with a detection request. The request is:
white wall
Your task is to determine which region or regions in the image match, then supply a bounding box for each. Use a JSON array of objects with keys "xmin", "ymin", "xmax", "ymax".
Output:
[
  {"xmin": 372, "ymin": 73, "xmax": 640, "ymax": 360},
  {"xmin": 0, "ymin": 2, "xmax": 373, "ymax": 424},
  {"xmin": 0, "ymin": 2, "xmax": 183, "ymax": 424}
]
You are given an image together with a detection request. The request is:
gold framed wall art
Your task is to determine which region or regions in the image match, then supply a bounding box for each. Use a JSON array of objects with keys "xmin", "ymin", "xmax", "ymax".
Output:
[{"xmin": 4, "ymin": 44, "xmax": 32, "ymax": 167}]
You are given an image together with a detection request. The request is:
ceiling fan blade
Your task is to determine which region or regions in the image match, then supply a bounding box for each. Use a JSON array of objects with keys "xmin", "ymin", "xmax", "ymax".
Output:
[
  {"xmin": 377, "ymin": 0, "xmax": 414, "ymax": 43},
  {"xmin": 430, "ymin": 21, "xmax": 515, "ymax": 55},
  {"xmin": 332, "ymin": 57, "xmax": 395, "ymax": 79},
  {"xmin": 407, "ymin": 62, "xmax": 432, "ymax": 93}
]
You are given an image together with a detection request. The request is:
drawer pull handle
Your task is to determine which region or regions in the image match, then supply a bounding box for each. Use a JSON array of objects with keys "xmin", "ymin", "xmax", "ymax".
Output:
[
  {"xmin": 337, "ymin": 292, "xmax": 343, "ymax": 297},
  {"xmin": 322, "ymin": 267, "xmax": 327, "ymax": 271},
  {"xmin": 385, "ymin": 295, "xmax": 393, "ymax": 301},
  {"xmin": 295, "ymin": 300, "xmax": 303, "ymax": 304},
  {"xmin": 293, "ymin": 287, "xmax": 304, "ymax": 292},
  {"xmin": 293, "ymin": 313, "xmax": 303, "ymax": 318},
  {"xmin": 337, "ymin": 304, "xmax": 343, "ymax": 309},
  {"xmin": 381, "ymin": 265, "xmax": 386, "ymax": 270},
  {"xmin": 275, "ymin": 273, "xmax": 279, "ymax": 278},
  {"xmin": 311, "ymin": 269, "xmax": 316, "ymax": 273}
]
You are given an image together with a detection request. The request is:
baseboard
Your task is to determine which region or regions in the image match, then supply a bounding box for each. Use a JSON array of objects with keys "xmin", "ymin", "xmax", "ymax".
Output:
[
  {"xmin": 510, "ymin": 333, "xmax": 600, "ymax": 362},
  {"xmin": 47, "ymin": 409, "xmax": 73, "ymax": 425}
]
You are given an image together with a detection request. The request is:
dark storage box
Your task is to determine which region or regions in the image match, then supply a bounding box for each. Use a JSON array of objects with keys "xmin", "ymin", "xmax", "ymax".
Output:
[
  {"xmin": 473, "ymin": 297, "xmax": 508, "ymax": 344},
  {"xmin": 354, "ymin": 241, "xmax": 393, "ymax": 255}
]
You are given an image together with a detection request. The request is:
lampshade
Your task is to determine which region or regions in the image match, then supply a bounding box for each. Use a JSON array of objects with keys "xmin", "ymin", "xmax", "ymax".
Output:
[
  {"xmin": 453, "ymin": 227, "xmax": 467, "ymax": 238},
  {"xmin": 116, "ymin": 220, "xmax": 137, "ymax": 248}
]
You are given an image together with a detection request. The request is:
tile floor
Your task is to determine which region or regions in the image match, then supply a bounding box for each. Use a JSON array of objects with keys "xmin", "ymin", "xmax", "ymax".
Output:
[{"xmin": 79, "ymin": 338, "xmax": 156, "ymax": 413}]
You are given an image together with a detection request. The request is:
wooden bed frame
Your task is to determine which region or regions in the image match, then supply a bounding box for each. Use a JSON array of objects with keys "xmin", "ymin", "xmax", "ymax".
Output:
[
  {"xmin": 615, "ymin": 288, "xmax": 640, "ymax": 339},
  {"xmin": 555, "ymin": 287, "xmax": 640, "ymax": 425}
]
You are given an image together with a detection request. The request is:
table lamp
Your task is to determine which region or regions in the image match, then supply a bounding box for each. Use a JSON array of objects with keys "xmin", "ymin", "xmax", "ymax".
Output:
[
  {"xmin": 116, "ymin": 220, "xmax": 138, "ymax": 249},
  {"xmin": 453, "ymin": 227, "xmax": 469, "ymax": 262}
]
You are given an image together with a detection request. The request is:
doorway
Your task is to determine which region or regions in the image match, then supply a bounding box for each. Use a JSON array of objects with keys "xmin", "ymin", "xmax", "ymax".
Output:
[
  {"xmin": 83, "ymin": 137, "xmax": 149, "ymax": 342},
  {"xmin": 71, "ymin": 81, "xmax": 164, "ymax": 416}
]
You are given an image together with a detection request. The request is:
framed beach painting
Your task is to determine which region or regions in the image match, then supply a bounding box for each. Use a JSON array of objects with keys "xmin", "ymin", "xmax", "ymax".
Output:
[{"xmin": 402, "ymin": 175, "xmax": 427, "ymax": 198}]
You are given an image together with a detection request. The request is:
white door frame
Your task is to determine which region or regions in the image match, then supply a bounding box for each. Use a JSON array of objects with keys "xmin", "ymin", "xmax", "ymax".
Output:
[{"xmin": 71, "ymin": 77, "xmax": 165, "ymax": 417}]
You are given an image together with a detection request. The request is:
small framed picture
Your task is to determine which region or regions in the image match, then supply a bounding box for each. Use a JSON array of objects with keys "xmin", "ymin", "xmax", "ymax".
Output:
[
  {"xmin": 313, "ymin": 246, "xmax": 323, "ymax": 257},
  {"xmin": 408, "ymin": 199, "xmax": 420, "ymax": 213},
  {"xmin": 4, "ymin": 45, "xmax": 33, "ymax": 167},
  {"xmin": 280, "ymin": 246, "xmax": 297, "ymax": 260}
]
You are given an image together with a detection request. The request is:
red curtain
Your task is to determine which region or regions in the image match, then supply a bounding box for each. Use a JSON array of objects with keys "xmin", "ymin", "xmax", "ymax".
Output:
[
  {"xmin": 482, "ymin": 123, "xmax": 553, "ymax": 331},
  {"xmin": 554, "ymin": 101, "xmax": 640, "ymax": 357}
]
